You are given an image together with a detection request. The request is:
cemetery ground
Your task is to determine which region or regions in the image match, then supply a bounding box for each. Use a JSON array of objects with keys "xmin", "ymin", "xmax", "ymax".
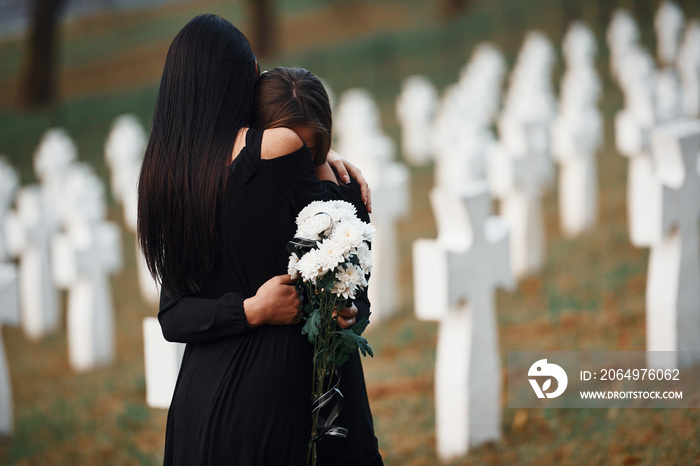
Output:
[{"xmin": 0, "ymin": 0, "xmax": 699, "ymax": 464}]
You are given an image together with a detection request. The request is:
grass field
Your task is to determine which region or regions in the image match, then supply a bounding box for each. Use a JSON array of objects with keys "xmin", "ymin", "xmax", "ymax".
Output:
[{"xmin": 0, "ymin": 0, "xmax": 699, "ymax": 464}]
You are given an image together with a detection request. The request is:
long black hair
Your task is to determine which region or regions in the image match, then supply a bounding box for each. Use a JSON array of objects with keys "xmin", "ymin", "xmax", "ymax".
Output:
[{"xmin": 137, "ymin": 14, "xmax": 258, "ymax": 295}]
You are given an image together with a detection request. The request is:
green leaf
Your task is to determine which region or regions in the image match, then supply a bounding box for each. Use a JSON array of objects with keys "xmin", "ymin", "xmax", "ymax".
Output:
[
  {"xmin": 302, "ymin": 308, "xmax": 322, "ymax": 342},
  {"xmin": 350, "ymin": 315, "xmax": 370, "ymax": 336}
]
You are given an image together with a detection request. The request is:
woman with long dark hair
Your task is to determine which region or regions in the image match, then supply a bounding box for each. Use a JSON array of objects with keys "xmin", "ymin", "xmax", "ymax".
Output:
[{"xmin": 139, "ymin": 15, "xmax": 370, "ymax": 465}]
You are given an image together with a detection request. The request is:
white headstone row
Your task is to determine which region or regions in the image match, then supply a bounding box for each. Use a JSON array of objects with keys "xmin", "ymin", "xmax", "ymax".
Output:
[
  {"xmin": 609, "ymin": 3, "xmax": 700, "ymax": 369},
  {"xmin": 335, "ymin": 89, "xmax": 411, "ymax": 323},
  {"xmin": 490, "ymin": 30, "xmax": 557, "ymax": 279},
  {"xmin": 3, "ymin": 129, "xmax": 123, "ymax": 372},
  {"xmin": 431, "ymin": 43, "xmax": 507, "ymax": 189}
]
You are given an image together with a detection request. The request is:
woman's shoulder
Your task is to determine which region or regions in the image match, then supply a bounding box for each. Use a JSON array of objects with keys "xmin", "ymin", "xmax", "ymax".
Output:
[{"xmin": 260, "ymin": 127, "xmax": 305, "ymax": 160}]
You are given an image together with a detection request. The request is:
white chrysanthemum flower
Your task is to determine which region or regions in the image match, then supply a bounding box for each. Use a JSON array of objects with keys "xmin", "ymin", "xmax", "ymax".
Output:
[
  {"xmin": 333, "ymin": 263, "xmax": 366, "ymax": 299},
  {"xmin": 330, "ymin": 221, "xmax": 362, "ymax": 254},
  {"xmin": 331, "ymin": 280, "xmax": 352, "ymax": 299},
  {"xmin": 297, "ymin": 249, "xmax": 324, "ymax": 282},
  {"xmin": 287, "ymin": 252, "xmax": 300, "ymax": 280},
  {"xmin": 317, "ymin": 237, "xmax": 347, "ymax": 273},
  {"xmin": 354, "ymin": 242, "xmax": 373, "ymax": 273},
  {"xmin": 296, "ymin": 214, "xmax": 334, "ymax": 241},
  {"xmin": 343, "ymin": 263, "xmax": 365, "ymax": 287},
  {"xmin": 296, "ymin": 200, "xmax": 327, "ymax": 224},
  {"xmin": 291, "ymin": 199, "xmax": 372, "ymax": 290},
  {"xmin": 361, "ymin": 222, "xmax": 376, "ymax": 242}
]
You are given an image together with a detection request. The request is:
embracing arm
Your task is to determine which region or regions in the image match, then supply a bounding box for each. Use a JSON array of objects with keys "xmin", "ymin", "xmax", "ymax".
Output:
[{"xmin": 158, "ymin": 275, "xmax": 302, "ymax": 343}]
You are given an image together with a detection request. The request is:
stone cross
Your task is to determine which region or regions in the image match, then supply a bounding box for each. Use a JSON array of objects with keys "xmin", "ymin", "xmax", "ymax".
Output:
[
  {"xmin": 607, "ymin": 9, "xmax": 640, "ymax": 85},
  {"xmin": 104, "ymin": 114, "xmax": 146, "ymax": 230},
  {"xmin": 0, "ymin": 264, "xmax": 20, "ymax": 436},
  {"xmin": 647, "ymin": 119, "xmax": 700, "ymax": 369},
  {"xmin": 490, "ymin": 31, "xmax": 556, "ymax": 278},
  {"xmin": 654, "ymin": 0, "xmax": 685, "ymax": 67},
  {"xmin": 34, "ymin": 128, "xmax": 77, "ymax": 224},
  {"xmin": 432, "ymin": 84, "xmax": 482, "ymax": 187},
  {"xmin": 143, "ymin": 317, "xmax": 185, "ymax": 408},
  {"xmin": 614, "ymin": 46, "xmax": 664, "ymax": 247},
  {"xmin": 53, "ymin": 165, "xmax": 122, "ymax": 372},
  {"xmin": 104, "ymin": 115, "xmax": 159, "ymax": 305},
  {"xmin": 395, "ymin": 75, "xmax": 438, "ymax": 166},
  {"xmin": 413, "ymin": 182, "xmax": 513, "ymax": 461},
  {"xmin": 335, "ymin": 88, "xmax": 410, "ymax": 323},
  {"xmin": 457, "ymin": 43, "xmax": 507, "ymax": 128},
  {"xmin": 0, "ymin": 157, "xmax": 22, "ymax": 262},
  {"xmin": 562, "ymin": 21, "xmax": 597, "ymax": 72},
  {"xmin": 677, "ymin": 20, "xmax": 700, "ymax": 118},
  {"xmin": 655, "ymin": 66, "xmax": 685, "ymax": 124},
  {"xmin": 16, "ymin": 186, "xmax": 61, "ymax": 340},
  {"xmin": 552, "ymin": 22, "xmax": 603, "ymax": 237}
]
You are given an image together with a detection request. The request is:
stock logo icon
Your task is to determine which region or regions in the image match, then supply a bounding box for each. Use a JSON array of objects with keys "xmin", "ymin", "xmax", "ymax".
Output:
[{"xmin": 528, "ymin": 359, "xmax": 568, "ymax": 399}]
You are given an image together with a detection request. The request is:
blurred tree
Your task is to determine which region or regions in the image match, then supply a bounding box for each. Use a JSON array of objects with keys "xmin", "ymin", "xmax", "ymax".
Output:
[
  {"xmin": 250, "ymin": 0, "xmax": 277, "ymax": 58},
  {"xmin": 21, "ymin": 0, "xmax": 65, "ymax": 109},
  {"xmin": 439, "ymin": 0, "xmax": 471, "ymax": 18}
]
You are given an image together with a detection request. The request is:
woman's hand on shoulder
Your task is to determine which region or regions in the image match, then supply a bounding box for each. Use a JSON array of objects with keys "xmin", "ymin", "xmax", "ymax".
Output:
[
  {"xmin": 260, "ymin": 127, "xmax": 304, "ymax": 160},
  {"xmin": 244, "ymin": 274, "xmax": 302, "ymax": 326}
]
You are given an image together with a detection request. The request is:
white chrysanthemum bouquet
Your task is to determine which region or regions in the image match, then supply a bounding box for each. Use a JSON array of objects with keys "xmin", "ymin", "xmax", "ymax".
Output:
[{"xmin": 287, "ymin": 200, "xmax": 374, "ymax": 465}]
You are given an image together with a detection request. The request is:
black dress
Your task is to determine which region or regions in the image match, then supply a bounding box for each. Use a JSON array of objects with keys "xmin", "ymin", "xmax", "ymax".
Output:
[{"xmin": 158, "ymin": 128, "xmax": 382, "ymax": 466}]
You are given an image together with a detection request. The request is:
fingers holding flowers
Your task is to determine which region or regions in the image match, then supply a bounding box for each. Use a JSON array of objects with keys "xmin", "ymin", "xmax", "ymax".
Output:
[{"xmin": 335, "ymin": 303, "xmax": 358, "ymax": 329}]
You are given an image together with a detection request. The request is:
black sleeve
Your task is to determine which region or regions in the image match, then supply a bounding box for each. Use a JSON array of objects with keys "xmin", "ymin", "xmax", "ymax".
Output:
[{"xmin": 158, "ymin": 291, "xmax": 251, "ymax": 344}]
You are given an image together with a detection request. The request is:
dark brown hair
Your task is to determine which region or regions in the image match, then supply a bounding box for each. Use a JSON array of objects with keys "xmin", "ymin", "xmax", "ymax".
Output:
[
  {"xmin": 252, "ymin": 67, "xmax": 332, "ymax": 166},
  {"xmin": 137, "ymin": 14, "xmax": 258, "ymax": 295}
]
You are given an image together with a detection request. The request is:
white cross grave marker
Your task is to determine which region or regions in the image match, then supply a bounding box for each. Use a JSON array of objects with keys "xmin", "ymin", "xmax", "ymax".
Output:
[
  {"xmin": 677, "ymin": 20, "xmax": 700, "ymax": 118},
  {"xmin": 104, "ymin": 114, "xmax": 159, "ymax": 305},
  {"xmin": 654, "ymin": 0, "xmax": 685, "ymax": 67},
  {"xmin": 0, "ymin": 264, "xmax": 20, "ymax": 436},
  {"xmin": 647, "ymin": 119, "xmax": 700, "ymax": 369},
  {"xmin": 432, "ymin": 43, "xmax": 506, "ymax": 188},
  {"xmin": 0, "ymin": 157, "xmax": 23, "ymax": 263},
  {"xmin": 53, "ymin": 165, "xmax": 122, "ymax": 372},
  {"xmin": 490, "ymin": 30, "xmax": 556, "ymax": 278},
  {"xmin": 607, "ymin": 9, "xmax": 640, "ymax": 85},
  {"xmin": 0, "ymin": 159, "xmax": 23, "ymax": 434},
  {"xmin": 489, "ymin": 117, "xmax": 552, "ymax": 279},
  {"xmin": 396, "ymin": 75, "xmax": 438, "ymax": 166},
  {"xmin": 614, "ymin": 47, "xmax": 665, "ymax": 247},
  {"xmin": 552, "ymin": 22, "xmax": 603, "ymax": 237},
  {"xmin": 413, "ymin": 182, "xmax": 513, "ymax": 461},
  {"xmin": 34, "ymin": 128, "xmax": 77, "ymax": 223},
  {"xmin": 143, "ymin": 317, "xmax": 185, "ymax": 408},
  {"xmin": 16, "ymin": 186, "xmax": 61, "ymax": 340}
]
